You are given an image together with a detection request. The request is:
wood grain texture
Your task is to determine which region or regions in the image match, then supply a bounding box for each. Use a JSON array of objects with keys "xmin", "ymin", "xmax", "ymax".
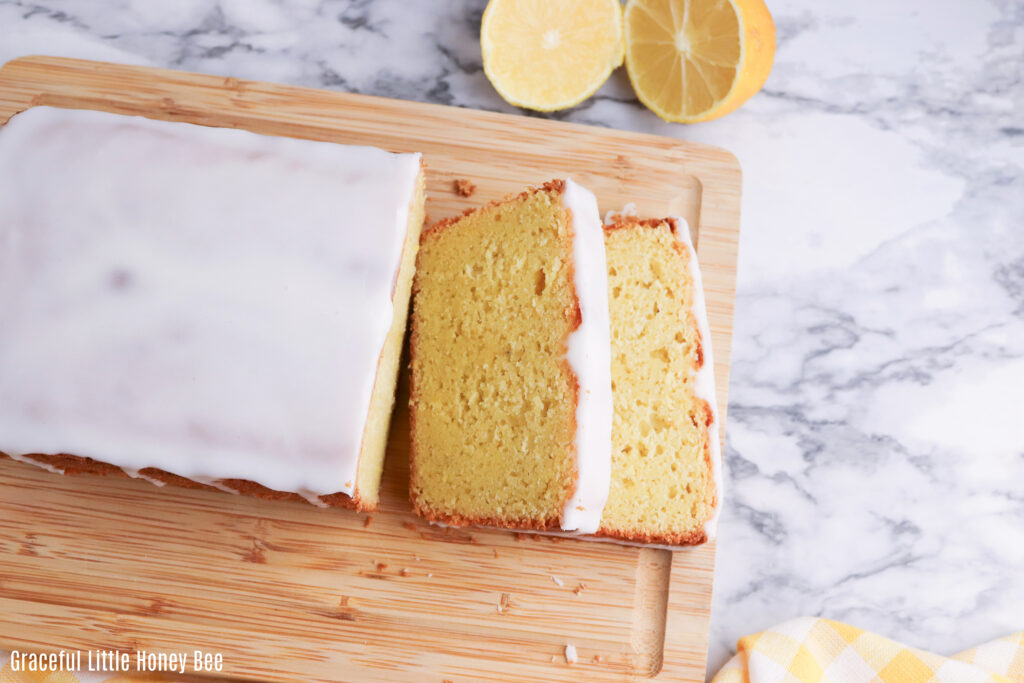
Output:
[{"xmin": 0, "ymin": 56, "xmax": 741, "ymax": 683}]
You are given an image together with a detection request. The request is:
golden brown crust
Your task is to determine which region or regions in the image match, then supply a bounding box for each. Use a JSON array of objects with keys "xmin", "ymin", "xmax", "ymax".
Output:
[
  {"xmin": 693, "ymin": 318, "xmax": 705, "ymax": 370},
  {"xmin": 7, "ymin": 452, "xmax": 138, "ymax": 479},
  {"xmin": 700, "ymin": 398, "xmax": 718, "ymax": 512},
  {"xmin": 412, "ymin": 500, "xmax": 562, "ymax": 532},
  {"xmin": 561, "ymin": 203, "xmax": 584, "ymax": 334},
  {"xmin": 558, "ymin": 201, "xmax": 582, "ymax": 518},
  {"xmin": 594, "ymin": 525, "xmax": 708, "ymax": 547},
  {"xmin": 2, "ymin": 452, "xmax": 361, "ymax": 509}
]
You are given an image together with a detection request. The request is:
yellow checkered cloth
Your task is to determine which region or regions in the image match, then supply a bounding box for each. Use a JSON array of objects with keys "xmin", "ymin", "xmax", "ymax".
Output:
[{"xmin": 712, "ymin": 618, "xmax": 1024, "ymax": 683}]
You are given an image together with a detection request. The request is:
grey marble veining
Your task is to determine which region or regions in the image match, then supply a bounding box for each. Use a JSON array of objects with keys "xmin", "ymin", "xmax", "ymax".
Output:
[{"xmin": 1, "ymin": 0, "xmax": 1022, "ymax": 677}]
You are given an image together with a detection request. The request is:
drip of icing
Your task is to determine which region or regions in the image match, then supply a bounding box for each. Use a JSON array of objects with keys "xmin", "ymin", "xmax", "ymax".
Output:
[
  {"xmin": 0, "ymin": 106, "xmax": 421, "ymax": 499},
  {"xmin": 138, "ymin": 474, "xmax": 167, "ymax": 488},
  {"xmin": 122, "ymin": 467, "xmax": 168, "ymax": 488},
  {"xmin": 669, "ymin": 217, "xmax": 723, "ymax": 541},
  {"xmin": 188, "ymin": 475, "xmax": 241, "ymax": 495},
  {"xmin": 5, "ymin": 452, "xmax": 65, "ymax": 475},
  {"xmin": 560, "ymin": 179, "xmax": 613, "ymax": 534},
  {"xmin": 296, "ymin": 489, "xmax": 330, "ymax": 508}
]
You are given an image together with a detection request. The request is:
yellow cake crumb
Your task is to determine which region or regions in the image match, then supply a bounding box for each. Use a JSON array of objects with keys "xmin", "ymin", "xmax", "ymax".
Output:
[
  {"xmin": 598, "ymin": 218, "xmax": 715, "ymax": 544},
  {"xmin": 410, "ymin": 181, "xmax": 578, "ymax": 529}
]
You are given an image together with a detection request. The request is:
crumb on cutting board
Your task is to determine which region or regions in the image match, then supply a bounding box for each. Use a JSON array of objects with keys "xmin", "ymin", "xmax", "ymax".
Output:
[
  {"xmin": 574, "ymin": 582, "xmax": 586, "ymax": 595},
  {"xmin": 363, "ymin": 516, "xmax": 373, "ymax": 528},
  {"xmin": 551, "ymin": 575, "xmax": 564, "ymax": 587},
  {"xmin": 565, "ymin": 645, "xmax": 578, "ymax": 665},
  {"xmin": 454, "ymin": 178, "xmax": 476, "ymax": 197}
]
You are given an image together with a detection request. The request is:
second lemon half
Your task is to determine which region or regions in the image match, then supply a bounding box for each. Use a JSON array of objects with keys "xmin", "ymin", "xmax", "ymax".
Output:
[
  {"xmin": 624, "ymin": 0, "xmax": 775, "ymax": 123},
  {"xmin": 481, "ymin": 0, "xmax": 625, "ymax": 112}
]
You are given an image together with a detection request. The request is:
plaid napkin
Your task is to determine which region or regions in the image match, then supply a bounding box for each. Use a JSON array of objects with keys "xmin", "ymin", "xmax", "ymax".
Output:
[{"xmin": 713, "ymin": 618, "xmax": 1024, "ymax": 683}]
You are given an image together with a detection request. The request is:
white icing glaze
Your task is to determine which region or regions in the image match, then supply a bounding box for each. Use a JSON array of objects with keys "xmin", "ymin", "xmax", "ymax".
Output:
[
  {"xmin": 669, "ymin": 217, "xmax": 723, "ymax": 541},
  {"xmin": 296, "ymin": 489, "xmax": 330, "ymax": 508},
  {"xmin": 560, "ymin": 179, "xmax": 613, "ymax": 534},
  {"xmin": 0, "ymin": 106, "xmax": 422, "ymax": 500}
]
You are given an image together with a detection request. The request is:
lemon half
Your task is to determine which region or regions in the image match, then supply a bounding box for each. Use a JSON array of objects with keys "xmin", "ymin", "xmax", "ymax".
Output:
[
  {"xmin": 625, "ymin": 0, "xmax": 775, "ymax": 123},
  {"xmin": 482, "ymin": 0, "xmax": 625, "ymax": 112}
]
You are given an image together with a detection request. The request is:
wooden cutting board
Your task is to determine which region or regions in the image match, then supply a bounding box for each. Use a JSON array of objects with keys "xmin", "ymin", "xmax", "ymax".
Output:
[{"xmin": 0, "ymin": 56, "xmax": 740, "ymax": 683}]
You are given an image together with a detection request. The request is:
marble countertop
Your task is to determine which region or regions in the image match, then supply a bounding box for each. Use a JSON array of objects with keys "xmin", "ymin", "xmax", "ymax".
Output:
[{"xmin": 2, "ymin": 0, "xmax": 1022, "ymax": 677}]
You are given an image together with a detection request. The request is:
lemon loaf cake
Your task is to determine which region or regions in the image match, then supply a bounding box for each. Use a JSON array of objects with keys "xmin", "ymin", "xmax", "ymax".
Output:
[
  {"xmin": 598, "ymin": 215, "xmax": 721, "ymax": 545},
  {"xmin": 409, "ymin": 180, "xmax": 613, "ymax": 532},
  {"xmin": 409, "ymin": 184, "xmax": 721, "ymax": 546},
  {"xmin": 0, "ymin": 106, "xmax": 425, "ymax": 511}
]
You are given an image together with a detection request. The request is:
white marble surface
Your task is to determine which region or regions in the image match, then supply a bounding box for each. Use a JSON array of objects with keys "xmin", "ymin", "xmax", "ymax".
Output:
[{"xmin": 1, "ymin": 0, "xmax": 1022, "ymax": 677}]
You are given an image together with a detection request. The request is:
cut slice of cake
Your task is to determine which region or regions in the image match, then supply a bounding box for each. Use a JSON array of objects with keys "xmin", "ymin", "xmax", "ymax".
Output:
[
  {"xmin": 409, "ymin": 189, "xmax": 721, "ymax": 546},
  {"xmin": 409, "ymin": 180, "xmax": 613, "ymax": 532},
  {"xmin": 0, "ymin": 106, "xmax": 426, "ymax": 511},
  {"xmin": 598, "ymin": 215, "xmax": 721, "ymax": 545}
]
